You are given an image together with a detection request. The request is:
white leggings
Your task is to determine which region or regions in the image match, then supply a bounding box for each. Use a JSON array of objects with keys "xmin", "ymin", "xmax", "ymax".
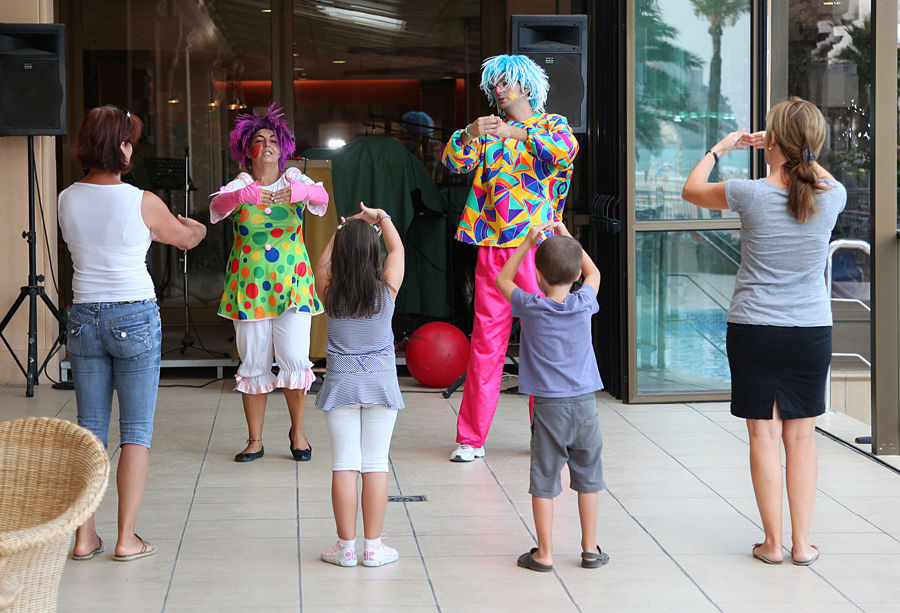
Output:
[{"xmin": 324, "ymin": 405, "xmax": 398, "ymax": 473}]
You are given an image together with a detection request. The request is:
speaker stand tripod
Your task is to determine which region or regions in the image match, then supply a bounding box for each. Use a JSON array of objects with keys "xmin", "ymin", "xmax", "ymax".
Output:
[{"xmin": 0, "ymin": 136, "xmax": 67, "ymax": 397}]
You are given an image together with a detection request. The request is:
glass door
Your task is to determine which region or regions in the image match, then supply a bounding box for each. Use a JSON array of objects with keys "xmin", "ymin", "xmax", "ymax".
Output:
[{"xmin": 627, "ymin": 0, "xmax": 759, "ymax": 400}]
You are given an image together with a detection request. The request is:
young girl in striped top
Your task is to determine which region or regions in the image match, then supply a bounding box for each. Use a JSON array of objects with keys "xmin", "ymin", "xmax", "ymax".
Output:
[{"xmin": 314, "ymin": 202, "xmax": 405, "ymax": 567}]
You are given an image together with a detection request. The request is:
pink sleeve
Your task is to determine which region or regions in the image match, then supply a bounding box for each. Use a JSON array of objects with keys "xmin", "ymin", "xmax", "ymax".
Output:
[
  {"xmin": 303, "ymin": 183, "xmax": 329, "ymax": 217},
  {"xmin": 209, "ymin": 175, "xmax": 259, "ymax": 224},
  {"xmin": 286, "ymin": 171, "xmax": 329, "ymax": 217}
]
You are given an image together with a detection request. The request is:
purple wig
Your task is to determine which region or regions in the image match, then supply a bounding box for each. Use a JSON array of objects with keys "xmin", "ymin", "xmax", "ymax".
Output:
[{"xmin": 228, "ymin": 103, "xmax": 295, "ymax": 173}]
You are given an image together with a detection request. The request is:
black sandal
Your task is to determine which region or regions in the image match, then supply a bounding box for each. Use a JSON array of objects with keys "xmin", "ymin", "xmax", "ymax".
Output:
[
  {"xmin": 517, "ymin": 547, "xmax": 553, "ymax": 572},
  {"xmin": 581, "ymin": 546, "xmax": 610, "ymax": 568}
]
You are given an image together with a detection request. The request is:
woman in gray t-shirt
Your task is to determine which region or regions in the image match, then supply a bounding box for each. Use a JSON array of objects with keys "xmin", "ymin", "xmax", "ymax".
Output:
[{"xmin": 682, "ymin": 97, "xmax": 845, "ymax": 568}]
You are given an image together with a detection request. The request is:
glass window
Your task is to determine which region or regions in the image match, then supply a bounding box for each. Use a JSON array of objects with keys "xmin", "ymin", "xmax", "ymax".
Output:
[
  {"xmin": 788, "ymin": 0, "xmax": 871, "ymax": 274},
  {"xmin": 634, "ymin": 0, "xmax": 751, "ymax": 220},
  {"xmin": 77, "ymin": 0, "xmax": 273, "ymax": 308},
  {"xmin": 788, "ymin": 0, "xmax": 871, "ymax": 373},
  {"xmin": 290, "ymin": 1, "xmax": 481, "ymax": 177},
  {"xmin": 635, "ymin": 230, "xmax": 739, "ymax": 394}
]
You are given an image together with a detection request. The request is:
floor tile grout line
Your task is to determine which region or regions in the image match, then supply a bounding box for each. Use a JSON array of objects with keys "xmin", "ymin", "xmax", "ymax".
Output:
[
  {"xmin": 603, "ymin": 487, "xmax": 722, "ymax": 612},
  {"xmin": 610, "ymin": 401, "xmax": 861, "ymax": 611},
  {"xmin": 687, "ymin": 403, "xmax": 900, "ymax": 545},
  {"xmin": 480, "ymin": 453, "xmax": 583, "ymax": 613},
  {"xmin": 388, "ymin": 456, "xmax": 442, "ymax": 613},
  {"xmin": 448, "ymin": 393, "xmax": 582, "ymax": 613},
  {"xmin": 160, "ymin": 381, "xmax": 225, "ymax": 613},
  {"xmin": 296, "ymin": 462, "xmax": 303, "ymax": 613},
  {"xmin": 52, "ymin": 391, "xmax": 75, "ymax": 419}
]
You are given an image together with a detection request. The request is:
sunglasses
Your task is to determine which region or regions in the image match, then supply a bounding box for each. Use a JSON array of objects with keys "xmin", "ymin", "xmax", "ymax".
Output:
[{"xmin": 115, "ymin": 105, "xmax": 132, "ymax": 119}]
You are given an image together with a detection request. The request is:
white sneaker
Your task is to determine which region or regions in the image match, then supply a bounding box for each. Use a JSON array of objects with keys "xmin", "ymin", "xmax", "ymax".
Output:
[
  {"xmin": 449, "ymin": 444, "xmax": 485, "ymax": 462},
  {"xmin": 362, "ymin": 542, "xmax": 399, "ymax": 567},
  {"xmin": 321, "ymin": 541, "xmax": 357, "ymax": 567}
]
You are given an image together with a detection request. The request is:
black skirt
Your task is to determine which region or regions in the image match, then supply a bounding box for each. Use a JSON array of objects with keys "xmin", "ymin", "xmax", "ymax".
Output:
[{"xmin": 726, "ymin": 323, "xmax": 832, "ymax": 420}]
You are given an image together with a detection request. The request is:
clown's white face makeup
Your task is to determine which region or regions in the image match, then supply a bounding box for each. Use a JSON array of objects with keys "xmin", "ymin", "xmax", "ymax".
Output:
[{"xmin": 249, "ymin": 129, "xmax": 279, "ymax": 162}]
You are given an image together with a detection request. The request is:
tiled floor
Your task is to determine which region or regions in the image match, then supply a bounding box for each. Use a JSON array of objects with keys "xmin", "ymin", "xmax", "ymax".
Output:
[{"xmin": 4, "ymin": 376, "xmax": 900, "ymax": 612}]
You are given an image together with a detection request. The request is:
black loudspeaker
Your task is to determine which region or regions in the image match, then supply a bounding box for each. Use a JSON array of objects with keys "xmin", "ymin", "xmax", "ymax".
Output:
[
  {"xmin": 511, "ymin": 15, "xmax": 588, "ymax": 133},
  {"xmin": 0, "ymin": 23, "xmax": 66, "ymax": 136}
]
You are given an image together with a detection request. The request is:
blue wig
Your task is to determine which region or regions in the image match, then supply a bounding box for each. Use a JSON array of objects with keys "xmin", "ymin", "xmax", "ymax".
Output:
[{"xmin": 479, "ymin": 55, "xmax": 550, "ymax": 113}]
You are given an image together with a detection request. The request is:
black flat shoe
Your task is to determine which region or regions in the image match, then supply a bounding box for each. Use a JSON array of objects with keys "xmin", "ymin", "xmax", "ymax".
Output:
[
  {"xmin": 234, "ymin": 441, "xmax": 264, "ymax": 463},
  {"xmin": 290, "ymin": 429, "xmax": 312, "ymax": 461}
]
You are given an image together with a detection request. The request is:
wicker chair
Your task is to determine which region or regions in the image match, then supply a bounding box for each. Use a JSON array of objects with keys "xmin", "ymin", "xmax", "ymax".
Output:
[{"xmin": 0, "ymin": 417, "xmax": 109, "ymax": 613}]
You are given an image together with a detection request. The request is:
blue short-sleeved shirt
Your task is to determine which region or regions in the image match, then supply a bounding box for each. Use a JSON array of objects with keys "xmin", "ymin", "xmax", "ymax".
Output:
[{"xmin": 510, "ymin": 286, "xmax": 604, "ymax": 398}]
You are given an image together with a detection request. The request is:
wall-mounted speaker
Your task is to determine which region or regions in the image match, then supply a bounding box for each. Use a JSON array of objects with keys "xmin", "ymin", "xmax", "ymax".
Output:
[
  {"xmin": 511, "ymin": 15, "xmax": 588, "ymax": 133},
  {"xmin": 0, "ymin": 23, "xmax": 66, "ymax": 136}
]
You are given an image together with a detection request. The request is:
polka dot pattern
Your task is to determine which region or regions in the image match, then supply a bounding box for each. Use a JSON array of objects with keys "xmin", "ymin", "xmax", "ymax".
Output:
[{"xmin": 218, "ymin": 195, "xmax": 322, "ymax": 320}]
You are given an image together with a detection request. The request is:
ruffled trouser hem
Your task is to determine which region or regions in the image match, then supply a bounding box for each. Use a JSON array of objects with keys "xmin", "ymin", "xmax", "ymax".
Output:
[{"xmin": 234, "ymin": 366, "xmax": 315, "ymax": 394}]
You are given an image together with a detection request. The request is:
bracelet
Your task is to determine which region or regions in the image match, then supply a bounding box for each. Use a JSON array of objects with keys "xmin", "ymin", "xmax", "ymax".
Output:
[
  {"xmin": 463, "ymin": 124, "xmax": 473, "ymax": 139},
  {"xmin": 706, "ymin": 149, "xmax": 719, "ymax": 165},
  {"xmin": 376, "ymin": 214, "xmax": 392, "ymax": 224}
]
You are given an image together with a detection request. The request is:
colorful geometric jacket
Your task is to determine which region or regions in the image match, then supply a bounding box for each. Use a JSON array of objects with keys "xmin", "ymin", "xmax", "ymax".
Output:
[{"xmin": 441, "ymin": 113, "xmax": 579, "ymax": 247}]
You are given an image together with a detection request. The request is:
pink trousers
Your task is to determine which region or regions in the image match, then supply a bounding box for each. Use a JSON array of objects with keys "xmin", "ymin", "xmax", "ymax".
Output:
[{"xmin": 456, "ymin": 246, "xmax": 541, "ymax": 447}]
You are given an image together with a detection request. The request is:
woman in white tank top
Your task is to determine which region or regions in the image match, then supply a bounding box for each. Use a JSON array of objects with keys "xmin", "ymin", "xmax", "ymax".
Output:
[{"xmin": 60, "ymin": 105, "xmax": 206, "ymax": 562}]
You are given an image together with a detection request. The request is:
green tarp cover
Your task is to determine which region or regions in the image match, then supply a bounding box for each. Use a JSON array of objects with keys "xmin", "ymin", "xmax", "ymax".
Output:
[{"xmin": 304, "ymin": 137, "xmax": 458, "ymax": 318}]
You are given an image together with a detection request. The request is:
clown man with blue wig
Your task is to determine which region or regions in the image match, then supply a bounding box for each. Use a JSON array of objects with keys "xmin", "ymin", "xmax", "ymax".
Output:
[
  {"xmin": 209, "ymin": 104, "xmax": 329, "ymax": 464},
  {"xmin": 442, "ymin": 55, "xmax": 580, "ymax": 463}
]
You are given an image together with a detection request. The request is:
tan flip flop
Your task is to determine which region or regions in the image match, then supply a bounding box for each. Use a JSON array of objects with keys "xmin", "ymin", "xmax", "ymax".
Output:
[
  {"xmin": 113, "ymin": 534, "xmax": 157, "ymax": 562},
  {"xmin": 72, "ymin": 537, "xmax": 105, "ymax": 561},
  {"xmin": 792, "ymin": 545, "xmax": 819, "ymax": 566},
  {"xmin": 752, "ymin": 543, "xmax": 783, "ymax": 565}
]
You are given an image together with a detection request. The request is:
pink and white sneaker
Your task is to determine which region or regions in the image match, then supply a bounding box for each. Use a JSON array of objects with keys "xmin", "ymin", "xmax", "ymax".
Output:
[
  {"xmin": 320, "ymin": 541, "xmax": 357, "ymax": 567},
  {"xmin": 362, "ymin": 541, "xmax": 399, "ymax": 567}
]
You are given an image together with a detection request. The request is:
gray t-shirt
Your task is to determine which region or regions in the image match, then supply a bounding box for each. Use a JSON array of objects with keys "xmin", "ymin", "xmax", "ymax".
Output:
[
  {"xmin": 510, "ymin": 286, "xmax": 604, "ymax": 398},
  {"xmin": 725, "ymin": 178, "xmax": 846, "ymax": 327}
]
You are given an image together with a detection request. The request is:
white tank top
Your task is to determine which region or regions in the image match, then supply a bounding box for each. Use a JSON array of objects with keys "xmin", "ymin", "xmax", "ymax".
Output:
[{"xmin": 58, "ymin": 182, "xmax": 155, "ymax": 303}]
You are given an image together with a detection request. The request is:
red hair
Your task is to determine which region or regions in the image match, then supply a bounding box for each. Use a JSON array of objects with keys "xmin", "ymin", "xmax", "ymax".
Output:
[{"xmin": 73, "ymin": 105, "xmax": 143, "ymax": 173}]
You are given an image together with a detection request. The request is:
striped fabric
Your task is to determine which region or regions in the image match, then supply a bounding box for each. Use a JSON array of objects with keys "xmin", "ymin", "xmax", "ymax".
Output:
[
  {"xmin": 440, "ymin": 112, "xmax": 579, "ymax": 247},
  {"xmin": 315, "ymin": 284, "xmax": 404, "ymax": 412}
]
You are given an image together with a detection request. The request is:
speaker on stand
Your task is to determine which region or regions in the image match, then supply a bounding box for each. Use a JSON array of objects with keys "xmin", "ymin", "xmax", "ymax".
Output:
[
  {"xmin": 0, "ymin": 23, "xmax": 67, "ymax": 397},
  {"xmin": 511, "ymin": 15, "xmax": 588, "ymax": 133}
]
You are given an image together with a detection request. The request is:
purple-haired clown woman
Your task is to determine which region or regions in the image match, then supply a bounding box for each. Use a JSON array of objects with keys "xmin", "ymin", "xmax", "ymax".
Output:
[{"xmin": 210, "ymin": 104, "xmax": 329, "ymax": 463}]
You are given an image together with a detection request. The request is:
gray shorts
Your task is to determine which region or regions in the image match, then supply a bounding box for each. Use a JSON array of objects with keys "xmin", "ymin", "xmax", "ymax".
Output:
[{"xmin": 529, "ymin": 393, "xmax": 605, "ymax": 498}]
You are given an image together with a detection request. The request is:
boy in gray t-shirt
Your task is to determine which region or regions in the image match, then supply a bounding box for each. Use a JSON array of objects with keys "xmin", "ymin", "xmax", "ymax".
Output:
[{"xmin": 495, "ymin": 221, "xmax": 608, "ymax": 573}]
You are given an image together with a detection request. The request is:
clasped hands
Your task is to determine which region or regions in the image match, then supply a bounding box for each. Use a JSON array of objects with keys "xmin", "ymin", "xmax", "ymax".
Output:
[{"xmin": 466, "ymin": 115, "xmax": 518, "ymax": 140}]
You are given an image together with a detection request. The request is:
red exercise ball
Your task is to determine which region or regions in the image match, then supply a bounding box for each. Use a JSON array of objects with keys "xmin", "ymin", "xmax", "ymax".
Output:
[{"xmin": 405, "ymin": 322, "xmax": 470, "ymax": 388}]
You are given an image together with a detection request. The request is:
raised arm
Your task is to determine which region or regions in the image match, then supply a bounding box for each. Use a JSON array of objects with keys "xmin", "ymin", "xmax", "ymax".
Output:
[
  {"xmin": 209, "ymin": 173, "xmax": 259, "ymax": 223},
  {"xmin": 142, "ymin": 191, "xmax": 207, "ymax": 250},
  {"xmin": 352, "ymin": 202, "xmax": 404, "ymax": 299},
  {"xmin": 496, "ymin": 223, "xmax": 545, "ymax": 303},
  {"xmin": 314, "ymin": 231, "xmax": 336, "ymax": 300},
  {"xmin": 440, "ymin": 118, "xmax": 489, "ymax": 173},
  {"xmin": 681, "ymin": 130, "xmax": 747, "ymax": 210},
  {"xmin": 524, "ymin": 114, "xmax": 579, "ymax": 169},
  {"xmin": 546, "ymin": 221, "xmax": 600, "ymax": 296}
]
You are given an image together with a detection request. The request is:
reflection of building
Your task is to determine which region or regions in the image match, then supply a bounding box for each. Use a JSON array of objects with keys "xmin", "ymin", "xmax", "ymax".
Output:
[{"xmin": 2, "ymin": 0, "xmax": 900, "ymax": 455}]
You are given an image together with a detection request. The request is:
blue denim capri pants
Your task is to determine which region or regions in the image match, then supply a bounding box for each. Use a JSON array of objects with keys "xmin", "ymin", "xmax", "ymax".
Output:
[{"xmin": 67, "ymin": 300, "xmax": 162, "ymax": 448}]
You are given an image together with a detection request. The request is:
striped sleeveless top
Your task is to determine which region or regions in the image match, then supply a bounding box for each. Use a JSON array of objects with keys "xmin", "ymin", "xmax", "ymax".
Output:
[{"xmin": 315, "ymin": 283, "xmax": 404, "ymax": 411}]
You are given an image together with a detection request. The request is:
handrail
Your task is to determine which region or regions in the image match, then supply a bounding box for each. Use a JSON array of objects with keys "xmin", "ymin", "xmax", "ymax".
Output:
[
  {"xmin": 826, "ymin": 239, "xmax": 871, "ymax": 412},
  {"xmin": 667, "ymin": 273, "xmax": 731, "ymax": 311}
]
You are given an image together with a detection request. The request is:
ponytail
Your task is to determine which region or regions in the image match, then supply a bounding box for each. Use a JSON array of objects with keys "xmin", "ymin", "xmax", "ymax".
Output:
[
  {"xmin": 765, "ymin": 98, "xmax": 830, "ymax": 223},
  {"xmin": 784, "ymin": 151, "xmax": 821, "ymax": 223}
]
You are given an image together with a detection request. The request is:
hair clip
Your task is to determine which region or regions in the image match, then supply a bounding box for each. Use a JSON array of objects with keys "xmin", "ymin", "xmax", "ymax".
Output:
[
  {"xmin": 803, "ymin": 148, "xmax": 817, "ymax": 162},
  {"xmin": 335, "ymin": 221, "xmax": 381, "ymax": 236}
]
